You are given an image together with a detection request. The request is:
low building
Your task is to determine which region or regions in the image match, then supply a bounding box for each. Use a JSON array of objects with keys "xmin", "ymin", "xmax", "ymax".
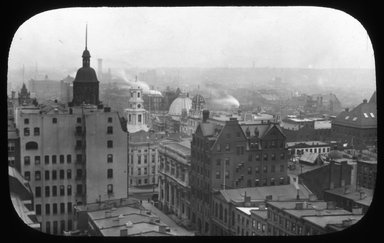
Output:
[
  {"xmin": 288, "ymin": 160, "xmax": 352, "ymax": 200},
  {"xmin": 266, "ymin": 199, "xmax": 362, "ymax": 236},
  {"xmin": 74, "ymin": 198, "xmax": 174, "ymax": 236},
  {"xmin": 210, "ymin": 184, "xmax": 312, "ymax": 236},
  {"xmin": 281, "ymin": 117, "xmax": 332, "ymax": 142},
  {"xmin": 287, "ymin": 141, "xmax": 331, "ymax": 157},
  {"xmin": 158, "ymin": 137, "xmax": 192, "ymax": 227},
  {"xmin": 323, "ymin": 187, "xmax": 372, "ymax": 214}
]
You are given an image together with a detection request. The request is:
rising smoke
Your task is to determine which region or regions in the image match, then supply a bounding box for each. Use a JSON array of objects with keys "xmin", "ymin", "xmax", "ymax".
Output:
[
  {"xmin": 202, "ymin": 80, "xmax": 240, "ymax": 109},
  {"xmin": 114, "ymin": 69, "xmax": 162, "ymax": 96}
]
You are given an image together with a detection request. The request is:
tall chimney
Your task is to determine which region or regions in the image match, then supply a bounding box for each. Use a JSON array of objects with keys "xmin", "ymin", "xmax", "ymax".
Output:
[{"xmin": 202, "ymin": 110, "xmax": 210, "ymax": 123}]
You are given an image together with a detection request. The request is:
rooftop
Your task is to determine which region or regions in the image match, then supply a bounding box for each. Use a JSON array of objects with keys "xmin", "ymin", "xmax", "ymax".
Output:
[
  {"xmin": 250, "ymin": 209, "xmax": 268, "ymax": 219},
  {"xmin": 333, "ymin": 99, "xmax": 376, "ymax": 129},
  {"xmin": 87, "ymin": 204, "xmax": 173, "ymax": 236},
  {"xmin": 219, "ymin": 184, "xmax": 312, "ymax": 203},
  {"xmin": 236, "ymin": 207, "xmax": 261, "ymax": 215},
  {"xmin": 324, "ymin": 187, "xmax": 373, "ymax": 207},
  {"xmin": 286, "ymin": 141, "xmax": 330, "ymax": 147},
  {"xmin": 303, "ymin": 214, "xmax": 363, "ymax": 229}
]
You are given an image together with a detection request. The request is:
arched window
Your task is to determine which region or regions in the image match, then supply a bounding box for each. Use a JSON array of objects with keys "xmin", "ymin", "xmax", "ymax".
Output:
[{"xmin": 26, "ymin": 141, "xmax": 38, "ymax": 150}]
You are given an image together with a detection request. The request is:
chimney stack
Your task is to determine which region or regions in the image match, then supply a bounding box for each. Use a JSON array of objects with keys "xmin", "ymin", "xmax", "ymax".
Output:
[{"xmin": 202, "ymin": 109, "xmax": 210, "ymax": 123}]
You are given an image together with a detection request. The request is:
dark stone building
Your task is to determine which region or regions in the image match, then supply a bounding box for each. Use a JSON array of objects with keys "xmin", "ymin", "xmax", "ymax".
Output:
[
  {"xmin": 190, "ymin": 110, "xmax": 289, "ymax": 235},
  {"xmin": 332, "ymin": 93, "xmax": 377, "ymax": 149}
]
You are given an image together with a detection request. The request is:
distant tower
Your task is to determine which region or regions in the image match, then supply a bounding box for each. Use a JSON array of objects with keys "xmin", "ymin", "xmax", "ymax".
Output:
[
  {"xmin": 97, "ymin": 58, "xmax": 103, "ymax": 81},
  {"xmin": 125, "ymin": 84, "xmax": 149, "ymax": 133},
  {"xmin": 72, "ymin": 24, "xmax": 100, "ymax": 106}
]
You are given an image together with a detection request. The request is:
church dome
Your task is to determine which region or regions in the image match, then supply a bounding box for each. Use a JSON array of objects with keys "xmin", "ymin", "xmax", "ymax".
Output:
[
  {"xmin": 74, "ymin": 67, "xmax": 98, "ymax": 83},
  {"xmin": 169, "ymin": 94, "xmax": 192, "ymax": 116}
]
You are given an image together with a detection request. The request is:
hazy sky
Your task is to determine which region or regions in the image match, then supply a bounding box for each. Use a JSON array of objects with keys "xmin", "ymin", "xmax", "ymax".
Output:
[{"xmin": 8, "ymin": 7, "xmax": 374, "ymax": 72}]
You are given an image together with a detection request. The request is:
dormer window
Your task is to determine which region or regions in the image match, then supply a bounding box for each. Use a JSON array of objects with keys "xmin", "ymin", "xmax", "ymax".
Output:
[
  {"xmin": 137, "ymin": 92, "xmax": 141, "ymax": 98},
  {"xmin": 363, "ymin": 113, "xmax": 369, "ymax": 118},
  {"xmin": 370, "ymin": 113, "xmax": 375, "ymax": 118},
  {"xmin": 345, "ymin": 116, "xmax": 349, "ymax": 120}
]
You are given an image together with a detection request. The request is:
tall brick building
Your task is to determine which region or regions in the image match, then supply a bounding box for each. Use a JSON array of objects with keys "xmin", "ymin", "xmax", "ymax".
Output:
[{"xmin": 190, "ymin": 110, "xmax": 289, "ymax": 235}]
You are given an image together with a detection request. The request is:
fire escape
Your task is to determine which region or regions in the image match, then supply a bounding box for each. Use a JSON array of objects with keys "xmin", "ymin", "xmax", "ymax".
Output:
[{"xmin": 74, "ymin": 106, "xmax": 87, "ymax": 205}]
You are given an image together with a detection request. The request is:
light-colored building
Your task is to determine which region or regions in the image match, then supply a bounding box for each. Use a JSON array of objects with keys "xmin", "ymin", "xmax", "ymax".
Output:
[
  {"xmin": 15, "ymin": 103, "xmax": 128, "ymax": 234},
  {"xmin": 13, "ymin": 32, "xmax": 128, "ymax": 235},
  {"xmin": 128, "ymin": 131, "xmax": 162, "ymax": 187},
  {"xmin": 286, "ymin": 141, "xmax": 331, "ymax": 157},
  {"xmin": 158, "ymin": 137, "xmax": 192, "ymax": 227},
  {"xmin": 125, "ymin": 84, "xmax": 149, "ymax": 133}
]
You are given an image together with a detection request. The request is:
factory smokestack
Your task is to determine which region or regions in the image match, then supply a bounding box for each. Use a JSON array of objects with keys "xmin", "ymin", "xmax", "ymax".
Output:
[{"xmin": 97, "ymin": 58, "xmax": 103, "ymax": 81}]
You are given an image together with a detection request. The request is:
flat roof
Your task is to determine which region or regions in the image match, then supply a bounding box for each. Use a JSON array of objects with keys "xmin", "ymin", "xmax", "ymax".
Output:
[
  {"xmin": 324, "ymin": 187, "xmax": 373, "ymax": 206},
  {"xmin": 286, "ymin": 141, "xmax": 330, "ymax": 147},
  {"xmin": 303, "ymin": 215, "xmax": 363, "ymax": 228},
  {"xmin": 88, "ymin": 205, "xmax": 171, "ymax": 236},
  {"xmin": 284, "ymin": 208, "xmax": 351, "ymax": 218},
  {"xmin": 219, "ymin": 184, "xmax": 312, "ymax": 203}
]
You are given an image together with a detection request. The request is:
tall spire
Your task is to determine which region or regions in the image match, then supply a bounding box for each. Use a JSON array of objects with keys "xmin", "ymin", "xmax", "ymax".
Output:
[
  {"xmin": 82, "ymin": 24, "xmax": 91, "ymax": 67},
  {"xmin": 85, "ymin": 23, "xmax": 88, "ymax": 50}
]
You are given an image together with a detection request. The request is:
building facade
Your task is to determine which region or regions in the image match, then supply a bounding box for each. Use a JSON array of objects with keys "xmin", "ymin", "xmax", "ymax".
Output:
[
  {"xmin": 158, "ymin": 138, "xmax": 192, "ymax": 227},
  {"xmin": 287, "ymin": 141, "xmax": 331, "ymax": 157},
  {"xmin": 128, "ymin": 131, "xmax": 160, "ymax": 188},
  {"xmin": 190, "ymin": 110, "xmax": 290, "ymax": 235},
  {"xmin": 13, "ymin": 33, "xmax": 128, "ymax": 235},
  {"xmin": 356, "ymin": 159, "xmax": 376, "ymax": 189}
]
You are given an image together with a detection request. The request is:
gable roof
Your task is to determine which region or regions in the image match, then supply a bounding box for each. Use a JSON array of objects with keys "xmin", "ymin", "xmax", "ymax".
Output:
[{"xmin": 299, "ymin": 152, "xmax": 321, "ymax": 164}]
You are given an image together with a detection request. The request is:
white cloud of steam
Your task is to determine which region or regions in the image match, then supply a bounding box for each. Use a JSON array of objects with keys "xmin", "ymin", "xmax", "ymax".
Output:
[
  {"xmin": 211, "ymin": 94, "xmax": 240, "ymax": 108},
  {"xmin": 113, "ymin": 69, "xmax": 161, "ymax": 95}
]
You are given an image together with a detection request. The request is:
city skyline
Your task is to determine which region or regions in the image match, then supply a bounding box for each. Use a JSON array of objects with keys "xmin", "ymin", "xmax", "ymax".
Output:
[{"xmin": 9, "ymin": 6, "xmax": 374, "ymax": 75}]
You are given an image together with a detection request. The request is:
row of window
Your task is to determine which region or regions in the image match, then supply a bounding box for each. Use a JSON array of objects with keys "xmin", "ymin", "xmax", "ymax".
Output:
[
  {"xmin": 35, "ymin": 185, "xmax": 75, "ymax": 197},
  {"xmin": 23, "ymin": 127, "xmax": 40, "ymax": 136},
  {"xmin": 35, "ymin": 202, "xmax": 72, "ymax": 216},
  {"xmin": 25, "ymin": 169, "xmax": 83, "ymax": 181},
  {"xmin": 295, "ymin": 147, "xmax": 330, "ymax": 154},
  {"xmin": 136, "ymin": 154, "xmax": 156, "ymax": 164},
  {"xmin": 35, "ymin": 183, "xmax": 114, "ymax": 197},
  {"xmin": 134, "ymin": 166, "xmax": 156, "ymax": 176},
  {"xmin": 23, "ymin": 154, "xmax": 114, "ymax": 165},
  {"xmin": 44, "ymin": 219, "xmax": 73, "ymax": 235},
  {"xmin": 131, "ymin": 177, "xmax": 156, "ymax": 185},
  {"xmin": 24, "ymin": 117, "xmax": 113, "ymax": 126}
]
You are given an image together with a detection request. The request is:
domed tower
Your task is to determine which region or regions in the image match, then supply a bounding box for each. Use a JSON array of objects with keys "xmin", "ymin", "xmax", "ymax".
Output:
[
  {"xmin": 72, "ymin": 25, "xmax": 100, "ymax": 106},
  {"xmin": 125, "ymin": 83, "xmax": 149, "ymax": 133}
]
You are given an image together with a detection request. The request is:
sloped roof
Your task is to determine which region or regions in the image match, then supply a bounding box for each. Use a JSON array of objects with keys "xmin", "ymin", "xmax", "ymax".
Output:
[
  {"xmin": 368, "ymin": 91, "xmax": 376, "ymax": 104},
  {"xmin": 333, "ymin": 100, "xmax": 376, "ymax": 129},
  {"xmin": 299, "ymin": 152, "xmax": 320, "ymax": 164}
]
